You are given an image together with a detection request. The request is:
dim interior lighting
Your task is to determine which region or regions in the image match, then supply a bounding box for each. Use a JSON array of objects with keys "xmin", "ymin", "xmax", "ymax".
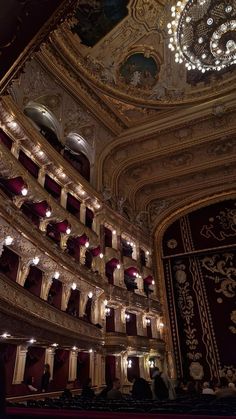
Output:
[
  {"xmin": 99, "ymin": 253, "xmax": 104, "ymax": 259},
  {"xmin": 85, "ymin": 241, "xmax": 89, "ymax": 248},
  {"xmin": 72, "ymin": 346, "xmax": 78, "ymax": 351},
  {"xmin": 127, "ymin": 359, "xmax": 132, "ymax": 368},
  {"xmin": 32, "ymin": 256, "xmax": 40, "ymax": 266},
  {"xmin": 1, "ymin": 332, "xmax": 11, "ymax": 339},
  {"xmin": 66, "ymin": 227, "xmax": 71, "ymax": 235},
  {"xmin": 45, "ymin": 209, "xmax": 51, "ymax": 218},
  {"xmin": 5, "ymin": 235, "xmax": 13, "ymax": 245},
  {"xmin": 52, "ymin": 343, "xmax": 58, "ymax": 347},
  {"xmin": 89, "ymin": 348, "xmax": 93, "ymax": 353},
  {"xmin": 71, "ymin": 282, "xmax": 77, "ymax": 290},
  {"xmin": 28, "ymin": 338, "xmax": 36, "ymax": 344},
  {"xmin": 116, "ymin": 263, "xmax": 121, "ymax": 269},
  {"xmin": 54, "ymin": 271, "xmax": 60, "ymax": 279},
  {"xmin": 88, "ymin": 291, "xmax": 93, "ymax": 299},
  {"xmin": 21, "ymin": 187, "xmax": 28, "ymax": 196}
]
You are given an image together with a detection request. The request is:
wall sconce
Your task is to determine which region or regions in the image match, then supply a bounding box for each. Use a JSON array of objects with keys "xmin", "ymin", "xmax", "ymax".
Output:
[
  {"xmin": 85, "ymin": 241, "xmax": 89, "ymax": 248},
  {"xmin": 125, "ymin": 313, "xmax": 130, "ymax": 322},
  {"xmin": 146, "ymin": 318, "xmax": 151, "ymax": 326},
  {"xmin": 105, "ymin": 307, "xmax": 111, "ymax": 316},
  {"xmin": 32, "ymin": 256, "xmax": 39, "ymax": 266},
  {"xmin": 45, "ymin": 209, "xmax": 52, "ymax": 218},
  {"xmin": 88, "ymin": 291, "xmax": 93, "ymax": 299},
  {"xmin": 89, "ymin": 348, "xmax": 93, "ymax": 353},
  {"xmin": 112, "ymin": 230, "xmax": 116, "ymax": 235},
  {"xmin": 99, "ymin": 253, "xmax": 104, "ymax": 259},
  {"xmin": 54, "ymin": 271, "xmax": 60, "ymax": 279},
  {"xmin": 71, "ymin": 282, "xmax": 77, "ymax": 290},
  {"xmin": 72, "ymin": 346, "xmax": 78, "ymax": 351},
  {"xmin": 116, "ymin": 263, "xmax": 121, "ymax": 269},
  {"xmin": 148, "ymin": 360, "xmax": 155, "ymax": 368},
  {"xmin": 21, "ymin": 187, "xmax": 28, "ymax": 196},
  {"xmin": 4, "ymin": 235, "xmax": 13, "ymax": 245},
  {"xmin": 146, "ymin": 251, "xmax": 150, "ymax": 256},
  {"xmin": 152, "ymin": 280, "xmax": 155, "ymax": 285},
  {"xmin": 127, "ymin": 359, "xmax": 132, "ymax": 368},
  {"xmin": 159, "ymin": 322, "xmax": 164, "ymax": 328},
  {"xmin": 104, "ymin": 299, "xmax": 108, "ymax": 306},
  {"xmin": 52, "ymin": 343, "xmax": 58, "ymax": 347},
  {"xmin": 28, "ymin": 338, "xmax": 36, "ymax": 344},
  {"xmin": 66, "ymin": 227, "xmax": 71, "ymax": 234},
  {"xmin": 1, "ymin": 332, "xmax": 11, "ymax": 339}
]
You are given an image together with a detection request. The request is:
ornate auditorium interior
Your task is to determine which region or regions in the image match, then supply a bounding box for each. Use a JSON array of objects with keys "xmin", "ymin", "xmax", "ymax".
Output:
[{"xmin": 0, "ymin": 0, "xmax": 236, "ymax": 415}]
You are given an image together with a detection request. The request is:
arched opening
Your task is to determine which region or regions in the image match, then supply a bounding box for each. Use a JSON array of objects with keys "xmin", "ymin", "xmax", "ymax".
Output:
[
  {"xmin": 24, "ymin": 266, "xmax": 43, "ymax": 298},
  {"xmin": 64, "ymin": 133, "xmax": 92, "ymax": 182},
  {"xmin": 105, "ymin": 258, "xmax": 119, "ymax": 285},
  {"xmin": 66, "ymin": 289, "xmax": 80, "ymax": 318},
  {"xmin": 47, "ymin": 278, "xmax": 62, "ymax": 310},
  {"xmin": 0, "ymin": 247, "xmax": 19, "ymax": 282}
]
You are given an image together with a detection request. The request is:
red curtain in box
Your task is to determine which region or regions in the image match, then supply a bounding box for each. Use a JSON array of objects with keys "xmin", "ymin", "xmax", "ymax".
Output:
[
  {"xmin": 44, "ymin": 174, "xmax": 61, "ymax": 200},
  {"xmin": 0, "ymin": 343, "xmax": 16, "ymax": 396},
  {"xmin": 18, "ymin": 150, "xmax": 39, "ymax": 179},
  {"xmin": 47, "ymin": 278, "xmax": 62, "ymax": 309},
  {"xmin": 24, "ymin": 266, "xmax": 43, "ymax": 297},
  {"xmin": 0, "ymin": 246, "xmax": 19, "ymax": 281},
  {"xmin": 77, "ymin": 352, "xmax": 90, "ymax": 387},
  {"xmin": 24, "ymin": 347, "xmax": 45, "ymax": 391},
  {"xmin": 105, "ymin": 355, "xmax": 116, "ymax": 385},
  {"xmin": 0, "ymin": 128, "xmax": 12, "ymax": 149},
  {"xmin": 66, "ymin": 193, "xmax": 81, "ymax": 219},
  {"xmin": 52, "ymin": 350, "xmax": 70, "ymax": 391}
]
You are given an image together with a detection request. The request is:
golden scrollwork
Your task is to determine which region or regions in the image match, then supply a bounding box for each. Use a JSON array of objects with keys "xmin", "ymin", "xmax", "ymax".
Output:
[{"xmin": 201, "ymin": 253, "xmax": 236, "ymax": 299}]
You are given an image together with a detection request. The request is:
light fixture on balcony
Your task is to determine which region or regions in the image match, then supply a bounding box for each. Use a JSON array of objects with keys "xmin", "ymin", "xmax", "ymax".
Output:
[
  {"xmin": 112, "ymin": 230, "xmax": 116, "ymax": 235},
  {"xmin": 4, "ymin": 235, "xmax": 14, "ymax": 245},
  {"xmin": 99, "ymin": 252, "xmax": 104, "ymax": 259},
  {"xmin": 71, "ymin": 282, "xmax": 77, "ymax": 290},
  {"xmin": 105, "ymin": 307, "xmax": 111, "ymax": 316},
  {"xmin": 148, "ymin": 359, "xmax": 155, "ymax": 368},
  {"xmin": 104, "ymin": 299, "xmax": 108, "ymax": 306},
  {"xmin": 89, "ymin": 348, "xmax": 93, "ymax": 353},
  {"xmin": 152, "ymin": 280, "xmax": 155, "ymax": 285},
  {"xmin": 28, "ymin": 338, "xmax": 36, "ymax": 344},
  {"xmin": 45, "ymin": 209, "xmax": 52, "ymax": 218},
  {"xmin": 66, "ymin": 227, "xmax": 71, "ymax": 235},
  {"xmin": 125, "ymin": 313, "xmax": 130, "ymax": 322},
  {"xmin": 146, "ymin": 318, "xmax": 151, "ymax": 326},
  {"xmin": 167, "ymin": 0, "xmax": 236, "ymax": 73},
  {"xmin": 72, "ymin": 346, "xmax": 78, "ymax": 351},
  {"xmin": 116, "ymin": 263, "xmax": 121, "ymax": 269},
  {"xmin": 88, "ymin": 291, "xmax": 93, "ymax": 299},
  {"xmin": 159, "ymin": 322, "xmax": 164, "ymax": 328},
  {"xmin": 21, "ymin": 187, "xmax": 28, "ymax": 196},
  {"xmin": 32, "ymin": 256, "xmax": 40, "ymax": 266},
  {"xmin": 1, "ymin": 332, "xmax": 11, "ymax": 339},
  {"xmin": 54, "ymin": 271, "xmax": 60, "ymax": 279},
  {"xmin": 52, "ymin": 343, "xmax": 58, "ymax": 347},
  {"xmin": 85, "ymin": 241, "xmax": 89, "ymax": 248},
  {"xmin": 127, "ymin": 359, "xmax": 132, "ymax": 368}
]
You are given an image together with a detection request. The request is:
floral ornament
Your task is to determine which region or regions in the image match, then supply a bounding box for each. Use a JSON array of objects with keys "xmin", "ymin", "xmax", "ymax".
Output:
[
  {"xmin": 189, "ymin": 362, "xmax": 204, "ymax": 380},
  {"xmin": 229, "ymin": 310, "xmax": 236, "ymax": 334},
  {"xmin": 167, "ymin": 239, "xmax": 178, "ymax": 249},
  {"xmin": 201, "ymin": 253, "xmax": 236, "ymax": 298}
]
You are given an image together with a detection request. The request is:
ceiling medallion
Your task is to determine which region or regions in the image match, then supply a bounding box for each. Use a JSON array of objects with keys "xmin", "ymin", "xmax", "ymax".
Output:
[{"xmin": 167, "ymin": 0, "xmax": 236, "ymax": 73}]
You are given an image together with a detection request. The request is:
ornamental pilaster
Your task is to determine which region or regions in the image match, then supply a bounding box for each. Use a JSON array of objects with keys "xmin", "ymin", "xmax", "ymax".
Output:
[
  {"xmin": 61, "ymin": 283, "xmax": 72, "ymax": 311},
  {"xmin": 11, "ymin": 140, "xmax": 21, "ymax": 159},
  {"xmin": 136, "ymin": 312, "xmax": 146, "ymax": 336},
  {"xmin": 139, "ymin": 355, "xmax": 150, "ymax": 382},
  {"xmin": 92, "ymin": 255, "xmax": 105, "ymax": 277},
  {"xmin": 116, "ymin": 307, "xmax": 126, "ymax": 333},
  {"xmin": 80, "ymin": 246, "xmax": 86, "ymax": 265},
  {"xmin": 79, "ymin": 291, "xmax": 89, "ymax": 317},
  {"xmin": 16, "ymin": 256, "xmax": 32, "ymax": 286},
  {"xmin": 40, "ymin": 272, "xmax": 54, "ymax": 300},
  {"xmin": 68, "ymin": 348, "xmax": 79, "ymax": 382},
  {"xmin": 13, "ymin": 345, "xmax": 28, "ymax": 384},
  {"xmin": 80, "ymin": 203, "xmax": 86, "ymax": 225},
  {"xmin": 113, "ymin": 265, "xmax": 124, "ymax": 287}
]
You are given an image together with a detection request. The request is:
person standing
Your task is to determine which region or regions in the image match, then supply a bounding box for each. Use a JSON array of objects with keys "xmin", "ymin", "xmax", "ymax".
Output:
[{"xmin": 41, "ymin": 364, "xmax": 51, "ymax": 392}]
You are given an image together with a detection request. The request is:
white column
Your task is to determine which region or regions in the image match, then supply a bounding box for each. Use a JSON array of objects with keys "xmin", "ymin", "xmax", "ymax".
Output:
[
  {"xmin": 16, "ymin": 257, "xmax": 31, "ymax": 286},
  {"xmin": 60, "ymin": 187, "xmax": 68, "ymax": 209},
  {"xmin": 139, "ymin": 355, "xmax": 150, "ymax": 381},
  {"xmin": 40, "ymin": 272, "xmax": 53, "ymax": 300},
  {"xmin": 45, "ymin": 348, "xmax": 55, "ymax": 380},
  {"xmin": 136, "ymin": 312, "xmax": 145, "ymax": 336},
  {"xmin": 69, "ymin": 349, "xmax": 78, "ymax": 382},
  {"xmin": 61, "ymin": 283, "xmax": 71, "ymax": 311},
  {"xmin": 94, "ymin": 353, "xmax": 102, "ymax": 387},
  {"xmin": 13, "ymin": 345, "xmax": 28, "ymax": 384}
]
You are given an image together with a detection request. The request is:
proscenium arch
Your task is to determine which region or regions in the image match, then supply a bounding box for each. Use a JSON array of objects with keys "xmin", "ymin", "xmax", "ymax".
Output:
[{"xmin": 153, "ymin": 189, "xmax": 236, "ymax": 380}]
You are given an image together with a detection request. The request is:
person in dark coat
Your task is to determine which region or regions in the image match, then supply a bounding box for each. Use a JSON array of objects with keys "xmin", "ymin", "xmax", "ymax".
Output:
[
  {"xmin": 132, "ymin": 376, "xmax": 152, "ymax": 399},
  {"xmin": 41, "ymin": 363, "xmax": 51, "ymax": 392}
]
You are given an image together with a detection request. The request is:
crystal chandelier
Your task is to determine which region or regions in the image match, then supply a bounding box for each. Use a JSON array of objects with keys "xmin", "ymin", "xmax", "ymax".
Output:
[{"xmin": 167, "ymin": 0, "xmax": 236, "ymax": 72}]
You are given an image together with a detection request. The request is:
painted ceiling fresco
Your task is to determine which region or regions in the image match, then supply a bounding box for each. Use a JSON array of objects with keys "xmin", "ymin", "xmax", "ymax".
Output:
[{"xmin": 71, "ymin": 0, "xmax": 129, "ymax": 47}]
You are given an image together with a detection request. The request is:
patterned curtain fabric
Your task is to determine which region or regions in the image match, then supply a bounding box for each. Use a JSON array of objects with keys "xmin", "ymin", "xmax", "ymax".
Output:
[{"xmin": 162, "ymin": 199, "xmax": 236, "ymax": 381}]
